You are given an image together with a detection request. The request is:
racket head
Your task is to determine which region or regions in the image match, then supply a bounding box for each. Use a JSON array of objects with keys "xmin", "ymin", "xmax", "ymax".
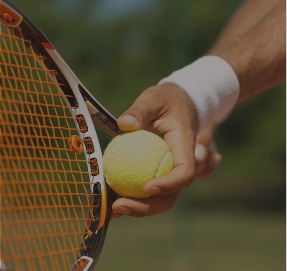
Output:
[{"xmin": 0, "ymin": 1, "xmax": 117, "ymax": 270}]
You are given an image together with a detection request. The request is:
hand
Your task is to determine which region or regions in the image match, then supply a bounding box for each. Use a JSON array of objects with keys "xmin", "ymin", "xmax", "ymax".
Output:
[
  {"xmin": 110, "ymin": 124, "xmax": 222, "ymax": 220},
  {"xmin": 194, "ymin": 125, "xmax": 222, "ymax": 179},
  {"xmin": 111, "ymin": 83, "xmax": 198, "ymax": 218}
]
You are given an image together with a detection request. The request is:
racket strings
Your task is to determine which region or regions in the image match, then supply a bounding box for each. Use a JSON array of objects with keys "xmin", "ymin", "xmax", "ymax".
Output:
[{"xmin": 1, "ymin": 22, "xmax": 100, "ymax": 270}]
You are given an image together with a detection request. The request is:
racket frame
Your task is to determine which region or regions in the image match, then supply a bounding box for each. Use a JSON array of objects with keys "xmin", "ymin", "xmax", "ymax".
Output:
[{"xmin": 0, "ymin": 0, "xmax": 120, "ymax": 270}]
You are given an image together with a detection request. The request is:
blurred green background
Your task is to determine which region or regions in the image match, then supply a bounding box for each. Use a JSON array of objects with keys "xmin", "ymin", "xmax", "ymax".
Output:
[{"xmin": 12, "ymin": 0, "xmax": 285, "ymax": 270}]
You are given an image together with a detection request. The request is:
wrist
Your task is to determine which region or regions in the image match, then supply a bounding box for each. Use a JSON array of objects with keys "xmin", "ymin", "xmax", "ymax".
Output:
[{"xmin": 158, "ymin": 56, "xmax": 240, "ymax": 131}]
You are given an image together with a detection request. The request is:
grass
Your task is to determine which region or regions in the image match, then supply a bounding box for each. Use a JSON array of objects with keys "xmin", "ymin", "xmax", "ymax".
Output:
[{"xmin": 96, "ymin": 206, "xmax": 285, "ymax": 271}]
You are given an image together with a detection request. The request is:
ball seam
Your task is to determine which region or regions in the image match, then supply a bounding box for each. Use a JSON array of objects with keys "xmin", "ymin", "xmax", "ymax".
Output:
[{"xmin": 154, "ymin": 150, "xmax": 171, "ymax": 178}]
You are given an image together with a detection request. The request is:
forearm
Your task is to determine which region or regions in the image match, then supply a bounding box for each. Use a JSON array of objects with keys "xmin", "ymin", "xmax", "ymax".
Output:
[
  {"xmin": 159, "ymin": 0, "xmax": 285, "ymax": 131},
  {"xmin": 214, "ymin": 0, "xmax": 286, "ymax": 103},
  {"xmin": 211, "ymin": 0, "xmax": 282, "ymax": 50}
]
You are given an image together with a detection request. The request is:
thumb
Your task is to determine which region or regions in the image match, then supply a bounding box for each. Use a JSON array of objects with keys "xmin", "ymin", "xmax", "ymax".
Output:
[
  {"xmin": 117, "ymin": 86, "xmax": 164, "ymax": 132},
  {"xmin": 117, "ymin": 114, "xmax": 142, "ymax": 132}
]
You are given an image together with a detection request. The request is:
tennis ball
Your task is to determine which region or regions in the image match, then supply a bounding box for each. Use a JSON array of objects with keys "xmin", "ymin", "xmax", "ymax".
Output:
[{"xmin": 103, "ymin": 130, "xmax": 173, "ymax": 199}]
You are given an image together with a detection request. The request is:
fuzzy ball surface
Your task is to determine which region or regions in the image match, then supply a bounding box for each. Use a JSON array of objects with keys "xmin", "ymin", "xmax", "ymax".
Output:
[{"xmin": 103, "ymin": 130, "xmax": 173, "ymax": 198}]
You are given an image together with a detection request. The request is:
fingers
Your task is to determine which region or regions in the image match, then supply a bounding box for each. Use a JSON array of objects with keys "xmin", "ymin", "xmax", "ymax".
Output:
[
  {"xmin": 194, "ymin": 143, "xmax": 222, "ymax": 179},
  {"xmin": 117, "ymin": 84, "xmax": 198, "ymax": 134},
  {"xmin": 194, "ymin": 124, "xmax": 222, "ymax": 179},
  {"xmin": 112, "ymin": 84, "xmax": 199, "ymax": 218},
  {"xmin": 195, "ymin": 143, "xmax": 211, "ymax": 162},
  {"xmin": 116, "ymin": 84, "xmax": 198, "ymax": 196},
  {"xmin": 111, "ymin": 191, "xmax": 182, "ymax": 218},
  {"xmin": 110, "ymin": 212, "xmax": 123, "ymax": 222},
  {"xmin": 144, "ymin": 165, "xmax": 193, "ymax": 196},
  {"xmin": 143, "ymin": 128, "xmax": 196, "ymax": 195},
  {"xmin": 117, "ymin": 86, "xmax": 165, "ymax": 132}
]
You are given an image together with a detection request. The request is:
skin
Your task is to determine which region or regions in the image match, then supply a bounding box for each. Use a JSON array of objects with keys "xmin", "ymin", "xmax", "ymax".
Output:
[{"xmin": 110, "ymin": 0, "xmax": 286, "ymax": 219}]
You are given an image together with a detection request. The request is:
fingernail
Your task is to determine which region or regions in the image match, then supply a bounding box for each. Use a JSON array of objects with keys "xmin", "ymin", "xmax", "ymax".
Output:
[
  {"xmin": 110, "ymin": 213, "xmax": 122, "ymax": 222},
  {"xmin": 147, "ymin": 185, "xmax": 161, "ymax": 195},
  {"xmin": 215, "ymin": 153, "xmax": 222, "ymax": 164},
  {"xmin": 195, "ymin": 144, "xmax": 207, "ymax": 161},
  {"xmin": 120, "ymin": 115, "xmax": 141, "ymax": 128},
  {"xmin": 116, "ymin": 206, "xmax": 131, "ymax": 215}
]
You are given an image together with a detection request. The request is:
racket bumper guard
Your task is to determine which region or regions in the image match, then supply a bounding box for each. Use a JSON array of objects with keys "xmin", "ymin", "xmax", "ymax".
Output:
[{"xmin": 72, "ymin": 256, "xmax": 93, "ymax": 271}]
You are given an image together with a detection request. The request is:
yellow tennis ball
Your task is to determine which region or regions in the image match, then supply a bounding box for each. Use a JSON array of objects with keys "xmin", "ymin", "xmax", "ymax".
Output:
[{"xmin": 103, "ymin": 130, "xmax": 173, "ymax": 199}]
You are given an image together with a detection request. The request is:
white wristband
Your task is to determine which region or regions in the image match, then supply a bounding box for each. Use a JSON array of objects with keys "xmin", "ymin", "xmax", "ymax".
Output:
[{"xmin": 158, "ymin": 56, "xmax": 240, "ymax": 131}]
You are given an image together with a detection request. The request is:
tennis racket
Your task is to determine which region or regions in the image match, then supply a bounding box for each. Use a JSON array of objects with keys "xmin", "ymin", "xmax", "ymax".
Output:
[{"xmin": 0, "ymin": 0, "xmax": 121, "ymax": 270}]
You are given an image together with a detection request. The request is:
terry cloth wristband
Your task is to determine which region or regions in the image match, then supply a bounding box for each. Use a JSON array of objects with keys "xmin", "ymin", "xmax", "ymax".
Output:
[{"xmin": 158, "ymin": 56, "xmax": 240, "ymax": 131}]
